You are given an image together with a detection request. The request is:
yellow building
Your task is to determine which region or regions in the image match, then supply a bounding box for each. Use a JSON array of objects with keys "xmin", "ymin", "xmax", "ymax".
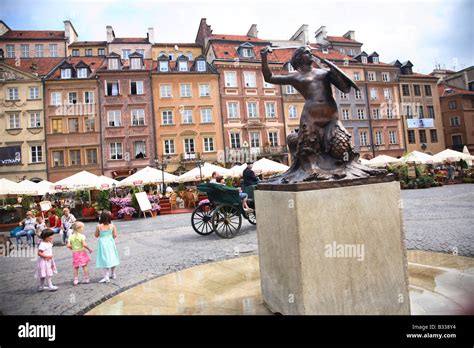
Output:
[
  {"xmin": 151, "ymin": 43, "xmax": 203, "ymax": 61},
  {"xmin": 0, "ymin": 58, "xmax": 62, "ymax": 181},
  {"xmin": 68, "ymin": 41, "xmax": 107, "ymax": 57}
]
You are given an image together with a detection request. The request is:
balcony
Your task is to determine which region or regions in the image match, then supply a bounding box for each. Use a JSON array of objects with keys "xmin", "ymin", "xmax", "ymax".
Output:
[{"xmin": 180, "ymin": 152, "xmax": 201, "ymax": 162}]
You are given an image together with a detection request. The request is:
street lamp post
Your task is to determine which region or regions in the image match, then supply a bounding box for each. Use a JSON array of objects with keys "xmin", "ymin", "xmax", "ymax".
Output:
[
  {"xmin": 154, "ymin": 155, "xmax": 171, "ymax": 195},
  {"xmin": 196, "ymin": 157, "xmax": 205, "ymax": 182},
  {"xmin": 366, "ymin": 143, "xmax": 379, "ymax": 158}
]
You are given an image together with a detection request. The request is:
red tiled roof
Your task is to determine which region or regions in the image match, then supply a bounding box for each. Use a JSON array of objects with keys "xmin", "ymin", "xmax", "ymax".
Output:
[
  {"xmin": 438, "ymin": 82, "xmax": 474, "ymax": 97},
  {"xmin": 270, "ymin": 45, "xmax": 356, "ymax": 64},
  {"xmin": 209, "ymin": 34, "xmax": 268, "ymax": 43},
  {"xmin": 111, "ymin": 38, "xmax": 149, "ymax": 44},
  {"xmin": 3, "ymin": 58, "xmax": 63, "ymax": 77},
  {"xmin": 153, "ymin": 43, "xmax": 201, "ymax": 47},
  {"xmin": 210, "ymin": 42, "xmax": 279, "ymax": 62},
  {"xmin": 0, "ymin": 30, "xmax": 65, "ymax": 40},
  {"xmin": 48, "ymin": 57, "xmax": 106, "ymax": 79},
  {"xmin": 69, "ymin": 41, "xmax": 107, "ymax": 47},
  {"xmin": 327, "ymin": 35, "xmax": 362, "ymax": 44},
  {"xmin": 399, "ymin": 72, "xmax": 438, "ymax": 79},
  {"xmin": 97, "ymin": 58, "xmax": 154, "ymax": 72}
]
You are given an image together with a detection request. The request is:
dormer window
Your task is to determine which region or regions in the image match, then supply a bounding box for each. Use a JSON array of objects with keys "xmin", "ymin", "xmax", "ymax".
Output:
[
  {"xmin": 288, "ymin": 64, "xmax": 295, "ymax": 72},
  {"xmin": 61, "ymin": 69, "xmax": 72, "ymax": 79},
  {"xmin": 196, "ymin": 60, "xmax": 206, "ymax": 72},
  {"xmin": 169, "ymin": 53, "xmax": 174, "ymax": 60},
  {"xmin": 108, "ymin": 58, "xmax": 119, "ymax": 70},
  {"xmin": 241, "ymin": 48, "xmax": 253, "ymax": 58},
  {"xmin": 178, "ymin": 60, "xmax": 188, "ymax": 72},
  {"xmin": 159, "ymin": 61, "xmax": 169, "ymax": 72},
  {"xmin": 361, "ymin": 56, "xmax": 368, "ymax": 64},
  {"xmin": 322, "ymin": 47, "xmax": 329, "ymax": 54},
  {"xmin": 77, "ymin": 68, "xmax": 88, "ymax": 78},
  {"xmin": 372, "ymin": 56, "xmax": 379, "ymax": 63},
  {"xmin": 131, "ymin": 58, "xmax": 141, "ymax": 70}
]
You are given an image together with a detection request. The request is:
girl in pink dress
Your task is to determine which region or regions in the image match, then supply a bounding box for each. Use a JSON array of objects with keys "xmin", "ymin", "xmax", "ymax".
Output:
[
  {"xmin": 67, "ymin": 221, "xmax": 93, "ymax": 285},
  {"xmin": 35, "ymin": 229, "xmax": 58, "ymax": 291}
]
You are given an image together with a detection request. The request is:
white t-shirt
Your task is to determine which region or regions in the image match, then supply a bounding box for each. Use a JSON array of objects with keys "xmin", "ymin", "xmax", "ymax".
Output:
[
  {"xmin": 61, "ymin": 214, "xmax": 76, "ymax": 230},
  {"xmin": 38, "ymin": 241, "xmax": 53, "ymax": 257}
]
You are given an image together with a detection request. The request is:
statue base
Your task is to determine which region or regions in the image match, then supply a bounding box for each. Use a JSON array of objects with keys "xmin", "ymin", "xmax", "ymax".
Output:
[{"xmin": 255, "ymin": 178, "xmax": 411, "ymax": 315}]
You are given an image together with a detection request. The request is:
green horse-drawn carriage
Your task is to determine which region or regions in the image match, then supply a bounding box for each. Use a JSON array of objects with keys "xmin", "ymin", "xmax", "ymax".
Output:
[{"xmin": 191, "ymin": 183, "xmax": 256, "ymax": 239}]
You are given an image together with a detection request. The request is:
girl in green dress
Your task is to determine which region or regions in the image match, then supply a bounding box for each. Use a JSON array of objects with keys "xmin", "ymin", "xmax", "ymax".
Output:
[{"xmin": 95, "ymin": 211, "xmax": 120, "ymax": 283}]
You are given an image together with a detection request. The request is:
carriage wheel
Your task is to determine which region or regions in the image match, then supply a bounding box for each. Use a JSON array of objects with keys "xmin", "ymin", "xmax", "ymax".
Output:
[
  {"xmin": 212, "ymin": 205, "xmax": 242, "ymax": 239},
  {"xmin": 191, "ymin": 203, "xmax": 215, "ymax": 235},
  {"xmin": 246, "ymin": 210, "xmax": 257, "ymax": 225}
]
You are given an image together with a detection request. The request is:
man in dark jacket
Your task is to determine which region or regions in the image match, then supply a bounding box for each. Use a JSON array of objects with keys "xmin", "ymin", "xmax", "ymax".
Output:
[{"xmin": 243, "ymin": 162, "xmax": 259, "ymax": 187}]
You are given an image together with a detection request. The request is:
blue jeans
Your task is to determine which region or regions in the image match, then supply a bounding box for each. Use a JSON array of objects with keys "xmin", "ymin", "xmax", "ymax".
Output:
[
  {"xmin": 16, "ymin": 229, "xmax": 35, "ymax": 245},
  {"xmin": 239, "ymin": 192, "xmax": 248, "ymax": 200},
  {"xmin": 51, "ymin": 227, "xmax": 61, "ymax": 234}
]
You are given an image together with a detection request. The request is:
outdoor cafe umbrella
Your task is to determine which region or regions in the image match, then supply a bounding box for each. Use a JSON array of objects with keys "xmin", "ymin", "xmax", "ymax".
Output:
[
  {"xmin": 177, "ymin": 163, "xmax": 232, "ymax": 183},
  {"xmin": 434, "ymin": 149, "xmax": 474, "ymax": 163},
  {"xmin": 401, "ymin": 151, "xmax": 440, "ymax": 164},
  {"xmin": 54, "ymin": 170, "xmax": 101, "ymax": 191},
  {"xmin": 9, "ymin": 179, "xmax": 40, "ymax": 195},
  {"xmin": 117, "ymin": 166, "xmax": 178, "ymax": 187},
  {"xmin": 232, "ymin": 158, "xmax": 289, "ymax": 177},
  {"xmin": 0, "ymin": 178, "xmax": 20, "ymax": 195},
  {"xmin": 96, "ymin": 175, "xmax": 120, "ymax": 190},
  {"xmin": 367, "ymin": 155, "xmax": 402, "ymax": 167},
  {"xmin": 36, "ymin": 180, "xmax": 56, "ymax": 196},
  {"xmin": 463, "ymin": 146, "xmax": 473, "ymax": 166},
  {"xmin": 359, "ymin": 158, "xmax": 370, "ymax": 166}
]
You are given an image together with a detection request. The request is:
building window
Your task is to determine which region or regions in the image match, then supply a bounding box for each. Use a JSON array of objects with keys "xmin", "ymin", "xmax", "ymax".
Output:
[
  {"xmin": 372, "ymin": 108, "xmax": 381, "ymax": 119},
  {"xmin": 130, "ymin": 58, "xmax": 141, "ymax": 70},
  {"xmin": 372, "ymin": 56, "xmax": 379, "ymax": 63},
  {"xmin": 419, "ymin": 130, "xmax": 427, "ymax": 143},
  {"xmin": 452, "ymin": 134, "xmax": 463, "ymax": 147},
  {"xmin": 227, "ymin": 102, "xmax": 239, "ymax": 118},
  {"xmin": 159, "ymin": 61, "xmax": 169, "ymax": 72},
  {"xmin": 355, "ymin": 89, "xmax": 362, "ymax": 100},
  {"xmin": 29, "ymin": 87, "xmax": 40, "ymax": 100},
  {"xmin": 289, "ymin": 105, "xmax": 298, "ymax": 119},
  {"xmin": 224, "ymin": 71, "xmax": 237, "ymax": 87},
  {"xmin": 68, "ymin": 92, "xmax": 77, "ymax": 105},
  {"xmin": 427, "ymin": 105, "xmax": 435, "ymax": 118},
  {"xmin": 131, "ymin": 81, "xmax": 144, "ymax": 95},
  {"xmin": 405, "ymin": 105, "xmax": 413, "ymax": 119},
  {"xmin": 357, "ymin": 109, "xmax": 365, "ymax": 119},
  {"xmin": 7, "ymin": 87, "xmax": 19, "ymax": 100},
  {"xmin": 98, "ymin": 48, "xmax": 105, "ymax": 56},
  {"xmin": 203, "ymin": 137, "xmax": 215, "ymax": 152},
  {"xmin": 110, "ymin": 143, "xmax": 123, "ymax": 160},
  {"xmin": 250, "ymin": 132, "xmax": 260, "ymax": 148},
  {"xmin": 108, "ymin": 58, "xmax": 119, "ymax": 70},
  {"xmin": 375, "ymin": 130, "xmax": 383, "ymax": 145},
  {"xmin": 61, "ymin": 69, "xmax": 72, "ymax": 79},
  {"xmin": 361, "ymin": 56, "xmax": 368, "ymax": 64},
  {"xmin": 386, "ymin": 107, "xmax": 394, "ymax": 119},
  {"xmin": 370, "ymin": 88, "xmax": 378, "ymax": 100},
  {"xmin": 84, "ymin": 91, "xmax": 94, "ymax": 104},
  {"xmin": 413, "ymin": 85, "xmax": 421, "ymax": 96},
  {"xmin": 368, "ymin": 72, "xmax": 376, "ymax": 81},
  {"xmin": 136, "ymin": 49, "xmax": 145, "ymax": 56},
  {"xmin": 200, "ymin": 108, "xmax": 212, "ymax": 123},
  {"xmin": 182, "ymin": 109, "xmax": 193, "ymax": 124},
  {"xmin": 244, "ymin": 71, "xmax": 257, "ymax": 87},
  {"xmin": 51, "ymin": 118, "xmax": 63, "ymax": 133},
  {"xmin": 134, "ymin": 141, "xmax": 147, "ymax": 158},
  {"xmin": 382, "ymin": 72, "xmax": 389, "ymax": 82},
  {"xmin": 122, "ymin": 49, "xmax": 131, "ymax": 59},
  {"xmin": 286, "ymin": 85, "xmax": 297, "ymax": 94},
  {"xmin": 263, "ymin": 78, "xmax": 274, "ymax": 89},
  {"xmin": 430, "ymin": 129, "xmax": 438, "ymax": 143},
  {"xmin": 383, "ymin": 88, "xmax": 392, "ymax": 100},
  {"xmin": 402, "ymin": 84, "xmax": 410, "ymax": 96},
  {"xmin": 162, "ymin": 110, "xmax": 173, "ymax": 125},
  {"xmin": 29, "ymin": 112, "xmax": 41, "ymax": 128},
  {"xmin": 418, "ymin": 106, "xmax": 424, "ymax": 118},
  {"xmin": 178, "ymin": 60, "xmax": 188, "ymax": 72},
  {"xmin": 69, "ymin": 149, "xmax": 81, "ymax": 165},
  {"xmin": 86, "ymin": 148, "xmax": 98, "ymax": 164},
  {"xmin": 448, "ymin": 101, "xmax": 457, "ymax": 109},
  {"xmin": 68, "ymin": 118, "xmax": 79, "ymax": 132},
  {"xmin": 184, "ymin": 138, "xmax": 195, "ymax": 153},
  {"xmin": 164, "ymin": 139, "xmax": 175, "ymax": 155},
  {"xmin": 389, "ymin": 130, "xmax": 397, "ymax": 144},
  {"xmin": 49, "ymin": 44, "xmax": 58, "ymax": 57},
  {"xmin": 265, "ymin": 102, "xmax": 276, "ymax": 118},
  {"xmin": 196, "ymin": 60, "xmax": 206, "ymax": 72},
  {"xmin": 131, "ymin": 109, "xmax": 145, "ymax": 126},
  {"xmin": 30, "ymin": 146, "xmax": 42, "ymax": 163},
  {"xmin": 230, "ymin": 133, "xmax": 241, "ymax": 148},
  {"xmin": 52, "ymin": 151, "xmax": 64, "ymax": 167},
  {"xmin": 341, "ymin": 108, "xmax": 350, "ymax": 120},
  {"xmin": 49, "ymin": 93, "xmax": 62, "ymax": 108},
  {"xmin": 199, "ymin": 84, "xmax": 210, "ymax": 97},
  {"xmin": 353, "ymin": 72, "xmax": 360, "ymax": 81},
  {"xmin": 6, "ymin": 44, "xmax": 15, "ymax": 58},
  {"xmin": 108, "ymin": 110, "xmax": 121, "ymax": 127},
  {"xmin": 180, "ymin": 84, "xmax": 192, "ymax": 97},
  {"xmin": 72, "ymin": 49, "xmax": 80, "ymax": 57},
  {"xmin": 247, "ymin": 102, "xmax": 258, "ymax": 118},
  {"xmin": 241, "ymin": 48, "xmax": 253, "ymax": 58},
  {"xmin": 35, "ymin": 44, "xmax": 44, "ymax": 57},
  {"xmin": 359, "ymin": 131, "xmax": 368, "ymax": 146},
  {"xmin": 77, "ymin": 68, "xmax": 88, "ymax": 78},
  {"xmin": 268, "ymin": 132, "xmax": 278, "ymax": 147},
  {"xmin": 449, "ymin": 116, "xmax": 461, "ymax": 126},
  {"xmin": 424, "ymin": 85, "xmax": 432, "ymax": 96},
  {"xmin": 160, "ymin": 84, "xmax": 172, "ymax": 98},
  {"xmin": 84, "ymin": 117, "xmax": 95, "ymax": 132},
  {"xmin": 340, "ymin": 91, "xmax": 348, "ymax": 99},
  {"xmin": 106, "ymin": 81, "xmax": 120, "ymax": 96},
  {"xmin": 408, "ymin": 130, "xmax": 416, "ymax": 144},
  {"xmin": 21, "ymin": 44, "xmax": 29, "ymax": 58},
  {"xmin": 85, "ymin": 48, "xmax": 92, "ymax": 57},
  {"xmin": 8, "ymin": 114, "xmax": 20, "ymax": 129}
]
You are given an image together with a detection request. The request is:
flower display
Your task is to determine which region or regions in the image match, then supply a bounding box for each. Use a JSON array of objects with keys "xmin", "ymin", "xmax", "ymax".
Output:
[{"xmin": 117, "ymin": 206, "xmax": 137, "ymax": 217}]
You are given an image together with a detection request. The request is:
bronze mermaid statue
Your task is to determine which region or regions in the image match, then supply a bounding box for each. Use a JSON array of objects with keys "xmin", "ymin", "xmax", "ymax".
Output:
[{"xmin": 261, "ymin": 46, "xmax": 385, "ymax": 183}]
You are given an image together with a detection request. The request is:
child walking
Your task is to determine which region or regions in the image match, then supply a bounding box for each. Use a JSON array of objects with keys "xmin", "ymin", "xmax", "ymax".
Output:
[
  {"xmin": 35, "ymin": 229, "xmax": 58, "ymax": 291},
  {"xmin": 67, "ymin": 221, "xmax": 93, "ymax": 285},
  {"xmin": 95, "ymin": 211, "xmax": 120, "ymax": 283}
]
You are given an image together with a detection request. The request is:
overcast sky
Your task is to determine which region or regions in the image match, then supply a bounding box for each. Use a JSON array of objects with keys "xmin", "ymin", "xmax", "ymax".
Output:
[{"xmin": 1, "ymin": 0, "xmax": 472, "ymax": 73}]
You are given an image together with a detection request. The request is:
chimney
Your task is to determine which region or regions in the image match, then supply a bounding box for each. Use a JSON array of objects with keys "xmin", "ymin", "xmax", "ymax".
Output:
[
  {"xmin": 63, "ymin": 20, "xmax": 78, "ymax": 44},
  {"xmin": 315, "ymin": 25, "xmax": 328, "ymax": 45},
  {"xmin": 147, "ymin": 27, "xmax": 155, "ymax": 44},
  {"xmin": 343, "ymin": 30, "xmax": 355, "ymax": 41},
  {"xmin": 195, "ymin": 18, "xmax": 213, "ymax": 48},
  {"xmin": 289, "ymin": 24, "xmax": 309, "ymax": 44},
  {"xmin": 247, "ymin": 24, "xmax": 258, "ymax": 38},
  {"xmin": 106, "ymin": 25, "xmax": 115, "ymax": 43}
]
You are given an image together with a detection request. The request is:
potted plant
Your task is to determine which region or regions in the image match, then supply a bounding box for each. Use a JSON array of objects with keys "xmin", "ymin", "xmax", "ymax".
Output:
[
  {"xmin": 151, "ymin": 203, "xmax": 161, "ymax": 217},
  {"xmin": 118, "ymin": 207, "xmax": 136, "ymax": 221}
]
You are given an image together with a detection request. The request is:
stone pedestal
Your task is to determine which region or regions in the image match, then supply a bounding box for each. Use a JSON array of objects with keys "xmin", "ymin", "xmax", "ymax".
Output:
[{"xmin": 255, "ymin": 180, "xmax": 410, "ymax": 315}]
